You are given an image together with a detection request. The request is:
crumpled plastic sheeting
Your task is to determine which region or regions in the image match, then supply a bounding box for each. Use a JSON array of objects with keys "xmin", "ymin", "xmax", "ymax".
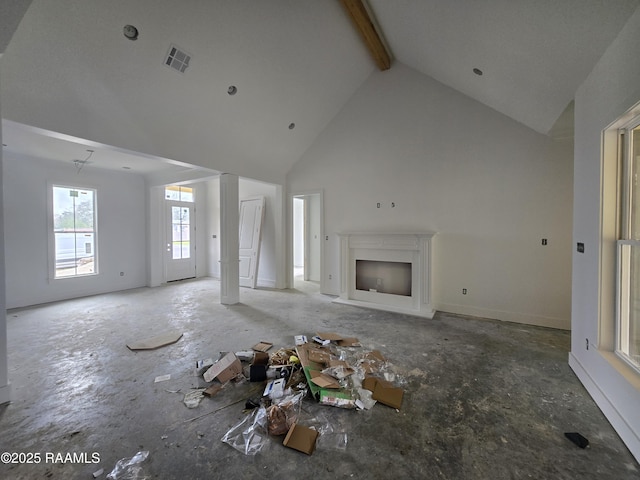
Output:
[
  {"xmin": 221, "ymin": 406, "xmax": 269, "ymax": 455},
  {"xmin": 106, "ymin": 450, "xmax": 149, "ymax": 480}
]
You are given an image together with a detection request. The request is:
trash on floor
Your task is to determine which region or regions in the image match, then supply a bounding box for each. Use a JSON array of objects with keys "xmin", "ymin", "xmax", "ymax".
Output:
[
  {"xmin": 208, "ymin": 332, "xmax": 406, "ymax": 455},
  {"xmin": 183, "ymin": 388, "xmax": 206, "ymax": 408},
  {"xmin": 221, "ymin": 406, "xmax": 269, "ymax": 456},
  {"xmin": 126, "ymin": 331, "xmax": 183, "ymax": 350},
  {"xmin": 252, "ymin": 341, "xmax": 273, "ymax": 352},
  {"xmin": 105, "ymin": 450, "xmax": 149, "ymax": 480},
  {"xmin": 283, "ymin": 423, "xmax": 319, "ymax": 455},
  {"xmin": 154, "ymin": 374, "xmax": 171, "ymax": 383},
  {"xmin": 565, "ymin": 432, "xmax": 589, "ymax": 449},
  {"xmin": 203, "ymin": 352, "xmax": 243, "ymax": 383}
]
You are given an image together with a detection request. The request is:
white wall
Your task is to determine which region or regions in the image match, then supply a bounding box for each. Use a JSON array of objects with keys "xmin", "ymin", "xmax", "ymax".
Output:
[
  {"xmin": 287, "ymin": 63, "xmax": 573, "ymax": 329},
  {"xmin": 570, "ymin": 6, "xmax": 640, "ymax": 462},
  {"xmin": 239, "ymin": 178, "xmax": 278, "ymax": 288},
  {"xmin": 205, "ymin": 177, "xmax": 221, "ymax": 279},
  {"xmin": 293, "ymin": 197, "xmax": 304, "ymax": 268},
  {"xmin": 3, "ymin": 153, "xmax": 147, "ymax": 308},
  {"xmin": 0, "ymin": 74, "xmax": 10, "ymax": 404},
  {"xmin": 205, "ymin": 176, "xmax": 279, "ymax": 289}
]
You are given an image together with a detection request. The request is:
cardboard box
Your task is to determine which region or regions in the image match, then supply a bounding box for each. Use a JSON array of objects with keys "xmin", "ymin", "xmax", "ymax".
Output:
[
  {"xmin": 203, "ymin": 352, "xmax": 243, "ymax": 383},
  {"xmin": 252, "ymin": 351, "xmax": 269, "ymax": 365},
  {"xmin": 283, "ymin": 423, "xmax": 319, "ymax": 455}
]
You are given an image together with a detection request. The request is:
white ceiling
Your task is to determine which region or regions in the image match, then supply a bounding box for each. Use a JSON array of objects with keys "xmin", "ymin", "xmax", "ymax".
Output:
[{"xmin": 1, "ymin": 0, "xmax": 638, "ymax": 180}]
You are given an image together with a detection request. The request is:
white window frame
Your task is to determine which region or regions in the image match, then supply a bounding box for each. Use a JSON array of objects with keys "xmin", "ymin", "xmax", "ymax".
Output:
[
  {"xmin": 615, "ymin": 115, "xmax": 640, "ymax": 372},
  {"xmin": 49, "ymin": 183, "xmax": 99, "ymax": 280}
]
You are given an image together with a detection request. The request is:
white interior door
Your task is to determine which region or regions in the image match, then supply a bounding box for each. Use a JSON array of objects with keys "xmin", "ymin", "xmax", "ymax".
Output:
[
  {"xmin": 165, "ymin": 201, "xmax": 196, "ymax": 282},
  {"xmin": 239, "ymin": 196, "xmax": 265, "ymax": 288}
]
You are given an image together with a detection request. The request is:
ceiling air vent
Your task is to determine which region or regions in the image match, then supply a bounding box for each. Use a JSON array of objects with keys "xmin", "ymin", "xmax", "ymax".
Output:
[{"xmin": 164, "ymin": 44, "xmax": 191, "ymax": 73}]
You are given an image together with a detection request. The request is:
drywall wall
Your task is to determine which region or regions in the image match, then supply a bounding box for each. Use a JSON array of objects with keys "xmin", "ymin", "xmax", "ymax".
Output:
[
  {"xmin": 0, "ymin": 78, "xmax": 10, "ymax": 404},
  {"xmin": 570, "ymin": 6, "xmax": 640, "ymax": 462},
  {"xmin": 3, "ymin": 153, "xmax": 147, "ymax": 309},
  {"xmin": 206, "ymin": 177, "xmax": 221, "ymax": 279},
  {"xmin": 205, "ymin": 176, "xmax": 279, "ymax": 289},
  {"xmin": 239, "ymin": 178, "xmax": 278, "ymax": 288},
  {"xmin": 287, "ymin": 63, "xmax": 573, "ymax": 329}
]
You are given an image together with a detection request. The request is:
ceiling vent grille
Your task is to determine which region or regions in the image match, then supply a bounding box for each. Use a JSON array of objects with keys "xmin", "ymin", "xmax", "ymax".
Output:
[{"xmin": 164, "ymin": 44, "xmax": 191, "ymax": 73}]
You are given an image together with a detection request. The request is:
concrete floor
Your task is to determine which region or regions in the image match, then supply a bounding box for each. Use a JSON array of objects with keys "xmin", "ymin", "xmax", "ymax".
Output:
[{"xmin": 0, "ymin": 277, "xmax": 638, "ymax": 479}]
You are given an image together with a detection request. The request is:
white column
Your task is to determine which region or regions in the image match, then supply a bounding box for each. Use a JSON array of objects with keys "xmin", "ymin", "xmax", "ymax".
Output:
[
  {"xmin": 0, "ymin": 87, "xmax": 11, "ymax": 404},
  {"xmin": 219, "ymin": 173, "xmax": 239, "ymax": 305}
]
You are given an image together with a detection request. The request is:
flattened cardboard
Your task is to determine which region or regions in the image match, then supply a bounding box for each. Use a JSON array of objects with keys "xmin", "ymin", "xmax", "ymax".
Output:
[
  {"xmin": 252, "ymin": 341, "xmax": 273, "ymax": 352},
  {"xmin": 309, "ymin": 370, "xmax": 340, "ymax": 389},
  {"xmin": 336, "ymin": 337, "xmax": 361, "ymax": 347},
  {"xmin": 203, "ymin": 352, "xmax": 242, "ymax": 383},
  {"xmin": 283, "ymin": 423, "xmax": 319, "ymax": 455},
  {"xmin": 308, "ymin": 349, "xmax": 330, "ymax": 365},
  {"xmin": 363, "ymin": 376, "xmax": 403, "ymax": 409},
  {"xmin": 127, "ymin": 331, "xmax": 183, "ymax": 350}
]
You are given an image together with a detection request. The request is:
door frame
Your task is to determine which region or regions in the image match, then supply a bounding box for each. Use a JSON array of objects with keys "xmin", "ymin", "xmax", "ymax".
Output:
[
  {"xmin": 164, "ymin": 199, "xmax": 197, "ymax": 282},
  {"xmin": 290, "ymin": 190, "xmax": 324, "ymax": 289}
]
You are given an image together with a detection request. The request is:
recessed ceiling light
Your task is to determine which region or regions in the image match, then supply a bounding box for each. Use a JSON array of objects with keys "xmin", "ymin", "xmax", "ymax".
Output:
[
  {"xmin": 228, "ymin": 85, "xmax": 237, "ymax": 95},
  {"xmin": 123, "ymin": 25, "xmax": 139, "ymax": 41},
  {"xmin": 288, "ymin": 123, "xmax": 296, "ymax": 130},
  {"xmin": 473, "ymin": 67, "xmax": 483, "ymax": 76}
]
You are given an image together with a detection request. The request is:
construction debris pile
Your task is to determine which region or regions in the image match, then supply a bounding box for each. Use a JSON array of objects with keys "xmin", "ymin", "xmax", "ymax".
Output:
[{"xmin": 196, "ymin": 332, "xmax": 406, "ymax": 456}]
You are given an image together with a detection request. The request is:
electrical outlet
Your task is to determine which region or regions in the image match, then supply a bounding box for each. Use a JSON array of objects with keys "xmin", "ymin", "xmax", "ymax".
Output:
[
  {"xmin": 329, "ymin": 274, "xmax": 332, "ymax": 280},
  {"xmin": 586, "ymin": 338, "xmax": 589, "ymax": 350},
  {"xmin": 577, "ymin": 242, "xmax": 585, "ymax": 253},
  {"xmin": 541, "ymin": 238, "xmax": 548, "ymax": 246},
  {"xmin": 462, "ymin": 288, "xmax": 467, "ymax": 295}
]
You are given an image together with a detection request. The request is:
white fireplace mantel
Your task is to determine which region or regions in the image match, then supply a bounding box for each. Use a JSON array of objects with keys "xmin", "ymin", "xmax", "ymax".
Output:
[{"xmin": 334, "ymin": 232, "xmax": 436, "ymax": 318}]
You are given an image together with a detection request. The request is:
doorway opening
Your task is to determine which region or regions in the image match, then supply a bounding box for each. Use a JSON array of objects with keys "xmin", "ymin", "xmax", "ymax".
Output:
[{"xmin": 292, "ymin": 193, "xmax": 322, "ymax": 287}]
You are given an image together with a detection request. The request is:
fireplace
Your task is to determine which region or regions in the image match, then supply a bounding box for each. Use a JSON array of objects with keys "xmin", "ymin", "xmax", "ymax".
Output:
[{"xmin": 335, "ymin": 233, "xmax": 436, "ymax": 318}]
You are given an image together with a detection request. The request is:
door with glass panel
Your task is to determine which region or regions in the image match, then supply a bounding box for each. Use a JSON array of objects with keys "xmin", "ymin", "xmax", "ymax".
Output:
[{"xmin": 164, "ymin": 186, "xmax": 196, "ymax": 282}]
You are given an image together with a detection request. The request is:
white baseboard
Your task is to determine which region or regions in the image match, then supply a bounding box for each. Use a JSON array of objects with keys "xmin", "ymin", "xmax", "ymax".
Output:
[
  {"xmin": 435, "ymin": 302, "xmax": 570, "ymax": 330},
  {"xmin": 0, "ymin": 383, "xmax": 12, "ymax": 405},
  {"xmin": 569, "ymin": 352, "xmax": 640, "ymax": 463}
]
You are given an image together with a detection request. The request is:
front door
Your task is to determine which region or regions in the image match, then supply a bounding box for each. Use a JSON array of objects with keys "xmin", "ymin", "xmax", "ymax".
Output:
[{"xmin": 165, "ymin": 201, "xmax": 196, "ymax": 282}]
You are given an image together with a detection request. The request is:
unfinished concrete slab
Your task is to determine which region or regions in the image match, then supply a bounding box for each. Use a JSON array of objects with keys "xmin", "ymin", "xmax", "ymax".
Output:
[{"xmin": 0, "ymin": 278, "xmax": 637, "ymax": 479}]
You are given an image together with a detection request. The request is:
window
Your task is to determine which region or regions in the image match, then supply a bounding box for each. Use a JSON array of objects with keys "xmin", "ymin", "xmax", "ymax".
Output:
[
  {"xmin": 617, "ymin": 119, "xmax": 640, "ymax": 370},
  {"xmin": 165, "ymin": 185, "xmax": 194, "ymax": 202},
  {"xmin": 53, "ymin": 186, "xmax": 97, "ymax": 278}
]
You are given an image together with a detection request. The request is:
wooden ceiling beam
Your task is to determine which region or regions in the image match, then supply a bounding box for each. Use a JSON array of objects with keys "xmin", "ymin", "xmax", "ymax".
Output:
[{"xmin": 339, "ymin": 0, "xmax": 391, "ymax": 71}]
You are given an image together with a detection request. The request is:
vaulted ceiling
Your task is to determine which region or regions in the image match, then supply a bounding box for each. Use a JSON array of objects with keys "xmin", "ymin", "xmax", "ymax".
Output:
[{"xmin": 1, "ymin": 0, "xmax": 638, "ymax": 183}]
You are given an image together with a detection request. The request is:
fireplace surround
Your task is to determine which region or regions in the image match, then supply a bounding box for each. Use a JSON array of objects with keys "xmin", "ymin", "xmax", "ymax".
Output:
[{"xmin": 335, "ymin": 232, "xmax": 436, "ymax": 318}]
